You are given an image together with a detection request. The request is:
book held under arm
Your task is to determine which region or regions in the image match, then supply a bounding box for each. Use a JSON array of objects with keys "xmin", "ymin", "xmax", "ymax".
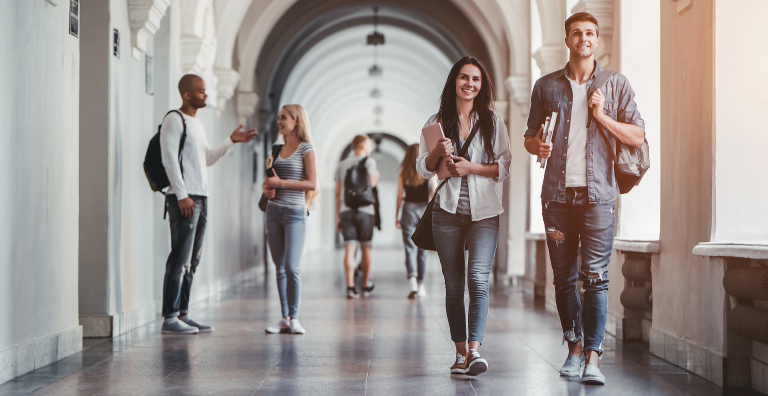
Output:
[
  {"xmin": 540, "ymin": 111, "xmax": 558, "ymax": 169},
  {"xmin": 421, "ymin": 123, "xmax": 452, "ymax": 180}
]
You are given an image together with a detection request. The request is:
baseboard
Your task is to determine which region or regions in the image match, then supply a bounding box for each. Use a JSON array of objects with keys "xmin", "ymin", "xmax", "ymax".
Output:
[
  {"xmin": 606, "ymin": 313, "xmax": 651, "ymax": 342},
  {"xmin": 0, "ymin": 325, "xmax": 82, "ymax": 384},
  {"xmin": 80, "ymin": 265, "xmax": 264, "ymax": 338},
  {"xmin": 650, "ymin": 327, "xmax": 724, "ymax": 386},
  {"xmin": 751, "ymin": 358, "xmax": 768, "ymax": 394},
  {"xmin": 80, "ymin": 299, "xmax": 158, "ymax": 338}
]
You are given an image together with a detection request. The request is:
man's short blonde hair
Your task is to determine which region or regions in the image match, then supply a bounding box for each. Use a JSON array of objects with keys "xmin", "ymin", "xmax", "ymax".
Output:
[{"xmin": 351, "ymin": 134, "xmax": 371, "ymax": 150}]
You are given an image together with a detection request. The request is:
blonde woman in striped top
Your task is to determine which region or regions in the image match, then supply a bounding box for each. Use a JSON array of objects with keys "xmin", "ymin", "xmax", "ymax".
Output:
[{"xmin": 263, "ymin": 104, "xmax": 317, "ymax": 335}]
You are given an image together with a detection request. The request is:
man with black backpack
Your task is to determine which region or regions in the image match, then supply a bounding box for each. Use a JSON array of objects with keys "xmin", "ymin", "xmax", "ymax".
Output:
[
  {"xmin": 335, "ymin": 134, "xmax": 379, "ymax": 299},
  {"xmin": 158, "ymin": 74, "xmax": 256, "ymax": 334},
  {"xmin": 524, "ymin": 13, "xmax": 646, "ymax": 385}
]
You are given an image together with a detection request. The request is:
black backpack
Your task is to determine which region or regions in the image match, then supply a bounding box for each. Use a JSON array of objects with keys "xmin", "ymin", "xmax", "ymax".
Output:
[
  {"xmin": 143, "ymin": 110, "xmax": 187, "ymax": 193},
  {"xmin": 344, "ymin": 157, "xmax": 375, "ymax": 210}
]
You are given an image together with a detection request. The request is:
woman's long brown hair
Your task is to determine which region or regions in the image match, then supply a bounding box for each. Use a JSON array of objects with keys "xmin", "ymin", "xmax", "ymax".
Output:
[{"xmin": 399, "ymin": 144, "xmax": 424, "ymax": 187}]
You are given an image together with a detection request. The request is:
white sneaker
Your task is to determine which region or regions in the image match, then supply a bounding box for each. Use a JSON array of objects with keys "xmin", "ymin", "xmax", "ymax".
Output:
[
  {"xmin": 559, "ymin": 354, "xmax": 585, "ymax": 377},
  {"xmin": 346, "ymin": 287, "xmax": 359, "ymax": 299},
  {"xmin": 265, "ymin": 318, "xmax": 291, "ymax": 334},
  {"xmin": 582, "ymin": 364, "xmax": 606, "ymax": 385},
  {"xmin": 161, "ymin": 319, "xmax": 199, "ymax": 334},
  {"xmin": 290, "ymin": 319, "xmax": 306, "ymax": 334},
  {"xmin": 408, "ymin": 277, "xmax": 418, "ymax": 299},
  {"xmin": 362, "ymin": 282, "xmax": 375, "ymax": 298},
  {"xmin": 417, "ymin": 283, "xmax": 427, "ymax": 297}
]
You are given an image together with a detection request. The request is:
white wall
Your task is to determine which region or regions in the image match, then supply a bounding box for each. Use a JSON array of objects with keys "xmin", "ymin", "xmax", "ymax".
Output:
[
  {"xmin": 78, "ymin": 0, "xmax": 263, "ymax": 338},
  {"xmin": 713, "ymin": 0, "xmax": 768, "ymax": 241},
  {"xmin": 617, "ymin": 0, "xmax": 661, "ymax": 240},
  {"xmin": 0, "ymin": 0, "xmax": 82, "ymax": 382}
]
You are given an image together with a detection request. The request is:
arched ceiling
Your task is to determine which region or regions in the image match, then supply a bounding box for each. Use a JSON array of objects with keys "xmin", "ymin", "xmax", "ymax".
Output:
[
  {"xmin": 277, "ymin": 25, "xmax": 453, "ymax": 185},
  {"xmin": 237, "ymin": 0, "xmax": 507, "ymax": 105},
  {"xmin": 228, "ymin": 0, "xmax": 526, "ymax": 186}
]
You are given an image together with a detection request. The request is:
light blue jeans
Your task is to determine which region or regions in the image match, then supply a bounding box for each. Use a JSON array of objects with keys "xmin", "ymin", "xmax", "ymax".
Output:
[
  {"xmin": 401, "ymin": 201, "xmax": 428, "ymax": 282},
  {"xmin": 432, "ymin": 205, "xmax": 499, "ymax": 344},
  {"xmin": 266, "ymin": 202, "xmax": 307, "ymax": 319}
]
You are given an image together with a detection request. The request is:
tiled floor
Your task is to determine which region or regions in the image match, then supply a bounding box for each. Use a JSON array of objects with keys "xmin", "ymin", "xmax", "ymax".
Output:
[{"xmin": 0, "ymin": 248, "xmax": 762, "ymax": 395}]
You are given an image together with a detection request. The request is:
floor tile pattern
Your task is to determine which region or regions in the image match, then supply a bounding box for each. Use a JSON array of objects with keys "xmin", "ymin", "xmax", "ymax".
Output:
[{"xmin": 0, "ymin": 248, "xmax": 761, "ymax": 395}]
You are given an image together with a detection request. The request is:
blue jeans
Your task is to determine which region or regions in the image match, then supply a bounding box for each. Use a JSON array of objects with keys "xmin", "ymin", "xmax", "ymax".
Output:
[
  {"xmin": 542, "ymin": 187, "xmax": 614, "ymax": 355},
  {"xmin": 432, "ymin": 206, "xmax": 499, "ymax": 344},
  {"xmin": 401, "ymin": 202, "xmax": 428, "ymax": 282},
  {"xmin": 163, "ymin": 195, "xmax": 207, "ymax": 318},
  {"xmin": 266, "ymin": 202, "xmax": 307, "ymax": 319}
]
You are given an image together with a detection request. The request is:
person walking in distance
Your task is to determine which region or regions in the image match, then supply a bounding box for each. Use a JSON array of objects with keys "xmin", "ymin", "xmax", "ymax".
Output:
[
  {"xmin": 395, "ymin": 144, "xmax": 434, "ymax": 299},
  {"xmin": 524, "ymin": 13, "xmax": 646, "ymax": 385},
  {"xmin": 160, "ymin": 74, "xmax": 257, "ymax": 334},
  {"xmin": 262, "ymin": 104, "xmax": 317, "ymax": 335},
  {"xmin": 416, "ymin": 56, "xmax": 512, "ymax": 376},
  {"xmin": 336, "ymin": 135, "xmax": 379, "ymax": 299}
]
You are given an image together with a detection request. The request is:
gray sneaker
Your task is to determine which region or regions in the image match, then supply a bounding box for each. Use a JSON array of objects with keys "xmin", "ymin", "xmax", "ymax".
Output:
[
  {"xmin": 582, "ymin": 364, "xmax": 606, "ymax": 385},
  {"xmin": 559, "ymin": 354, "xmax": 585, "ymax": 377},
  {"xmin": 161, "ymin": 320, "xmax": 199, "ymax": 334},
  {"xmin": 180, "ymin": 316, "xmax": 213, "ymax": 332}
]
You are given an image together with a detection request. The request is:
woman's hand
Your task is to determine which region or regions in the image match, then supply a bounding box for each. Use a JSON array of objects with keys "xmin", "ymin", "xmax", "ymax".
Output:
[
  {"xmin": 264, "ymin": 170, "xmax": 282, "ymax": 189},
  {"xmin": 446, "ymin": 156, "xmax": 475, "ymax": 177},
  {"xmin": 430, "ymin": 137, "xmax": 453, "ymax": 158},
  {"xmin": 262, "ymin": 180, "xmax": 276, "ymax": 199}
]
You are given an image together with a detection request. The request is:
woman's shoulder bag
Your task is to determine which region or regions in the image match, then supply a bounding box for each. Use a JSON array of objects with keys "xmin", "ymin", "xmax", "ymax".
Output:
[{"xmin": 410, "ymin": 121, "xmax": 480, "ymax": 251}]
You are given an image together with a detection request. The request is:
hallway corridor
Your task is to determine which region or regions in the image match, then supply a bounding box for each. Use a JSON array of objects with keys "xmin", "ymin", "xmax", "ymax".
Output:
[{"xmin": 0, "ymin": 249, "xmax": 759, "ymax": 396}]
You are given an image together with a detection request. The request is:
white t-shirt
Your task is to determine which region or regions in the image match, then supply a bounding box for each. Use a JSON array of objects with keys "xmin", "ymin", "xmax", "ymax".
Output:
[
  {"xmin": 160, "ymin": 111, "xmax": 235, "ymax": 199},
  {"xmin": 565, "ymin": 76, "xmax": 588, "ymax": 187}
]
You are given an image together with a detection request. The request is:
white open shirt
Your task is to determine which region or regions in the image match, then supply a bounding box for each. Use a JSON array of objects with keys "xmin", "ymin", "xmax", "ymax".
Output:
[{"xmin": 416, "ymin": 111, "xmax": 512, "ymax": 221}]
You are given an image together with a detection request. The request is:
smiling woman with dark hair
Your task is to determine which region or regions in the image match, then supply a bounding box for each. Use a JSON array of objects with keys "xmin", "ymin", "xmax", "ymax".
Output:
[{"xmin": 416, "ymin": 56, "xmax": 512, "ymax": 377}]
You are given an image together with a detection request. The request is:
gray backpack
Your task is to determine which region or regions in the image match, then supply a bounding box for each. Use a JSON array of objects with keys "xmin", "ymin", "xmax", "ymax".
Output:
[{"xmin": 589, "ymin": 70, "xmax": 651, "ymax": 194}]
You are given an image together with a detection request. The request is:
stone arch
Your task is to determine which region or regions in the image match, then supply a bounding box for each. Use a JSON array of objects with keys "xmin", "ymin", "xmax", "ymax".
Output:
[{"xmin": 233, "ymin": 0, "xmax": 519, "ymax": 122}]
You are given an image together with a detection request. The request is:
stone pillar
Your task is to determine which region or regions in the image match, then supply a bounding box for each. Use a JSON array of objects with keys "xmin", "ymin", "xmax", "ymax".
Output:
[
  {"xmin": 504, "ymin": 76, "xmax": 532, "ymax": 283},
  {"xmin": 79, "ymin": 0, "xmax": 113, "ymax": 338}
]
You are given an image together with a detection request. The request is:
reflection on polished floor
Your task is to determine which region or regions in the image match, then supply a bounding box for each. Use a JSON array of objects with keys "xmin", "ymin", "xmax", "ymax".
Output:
[{"xmin": 1, "ymin": 248, "xmax": 760, "ymax": 396}]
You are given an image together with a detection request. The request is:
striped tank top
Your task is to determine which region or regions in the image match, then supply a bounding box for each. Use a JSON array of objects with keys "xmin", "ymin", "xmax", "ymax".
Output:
[{"xmin": 271, "ymin": 142, "xmax": 314, "ymax": 208}]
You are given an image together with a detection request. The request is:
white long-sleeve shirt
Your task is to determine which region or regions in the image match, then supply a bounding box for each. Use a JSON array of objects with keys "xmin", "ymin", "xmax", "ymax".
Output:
[
  {"xmin": 416, "ymin": 110, "xmax": 512, "ymax": 221},
  {"xmin": 160, "ymin": 111, "xmax": 234, "ymax": 200}
]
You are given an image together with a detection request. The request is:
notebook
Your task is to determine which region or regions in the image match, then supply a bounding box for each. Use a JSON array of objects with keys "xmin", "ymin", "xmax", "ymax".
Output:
[{"xmin": 421, "ymin": 123, "xmax": 452, "ymax": 180}]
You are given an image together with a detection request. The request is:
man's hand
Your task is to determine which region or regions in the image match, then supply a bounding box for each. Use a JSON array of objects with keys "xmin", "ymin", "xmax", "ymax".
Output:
[
  {"xmin": 336, "ymin": 217, "xmax": 342, "ymax": 232},
  {"xmin": 525, "ymin": 124, "xmax": 553, "ymax": 158},
  {"xmin": 589, "ymin": 88, "xmax": 606, "ymax": 123},
  {"xmin": 446, "ymin": 156, "xmax": 474, "ymax": 177},
  {"xmin": 431, "ymin": 137, "xmax": 453, "ymax": 158},
  {"xmin": 396, "ymin": 219, "xmax": 401, "ymax": 229},
  {"xmin": 178, "ymin": 197, "xmax": 196, "ymax": 218},
  {"xmin": 230, "ymin": 124, "xmax": 258, "ymax": 143},
  {"xmin": 264, "ymin": 170, "xmax": 282, "ymax": 189}
]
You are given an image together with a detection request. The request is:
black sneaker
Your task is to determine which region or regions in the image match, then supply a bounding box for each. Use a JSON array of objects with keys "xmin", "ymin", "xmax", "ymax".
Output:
[{"xmin": 346, "ymin": 287, "xmax": 359, "ymax": 299}]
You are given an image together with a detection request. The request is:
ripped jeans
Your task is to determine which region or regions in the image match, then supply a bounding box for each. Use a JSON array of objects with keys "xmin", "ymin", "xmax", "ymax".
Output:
[{"xmin": 542, "ymin": 187, "xmax": 615, "ymax": 355}]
